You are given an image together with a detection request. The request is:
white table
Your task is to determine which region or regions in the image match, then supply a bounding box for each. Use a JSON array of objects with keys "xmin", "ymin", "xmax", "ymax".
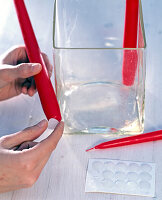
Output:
[{"xmin": 0, "ymin": 0, "xmax": 162, "ymax": 199}]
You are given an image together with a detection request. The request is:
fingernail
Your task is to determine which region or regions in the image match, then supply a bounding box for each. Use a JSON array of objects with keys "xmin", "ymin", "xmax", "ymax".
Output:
[
  {"xmin": 32, "ymin": 64, "xmax": 41, "ymax": 71},
  {"xmin": 55, "ymin": 121, "xmax": 64, "ymax": 131},
  {"xmin": 38, "ymin": 119, "xmax": 47, "ymax": 127}
]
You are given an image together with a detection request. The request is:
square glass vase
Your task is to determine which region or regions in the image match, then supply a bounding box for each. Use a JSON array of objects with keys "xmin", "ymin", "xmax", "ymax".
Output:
[{"xmin": 53, "ymin": 0, "xmax": 146, "ymax": 135}]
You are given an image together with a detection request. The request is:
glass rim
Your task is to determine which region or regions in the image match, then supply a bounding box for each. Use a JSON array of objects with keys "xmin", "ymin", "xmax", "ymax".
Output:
[{"xmin": 53, "ymin": 0, "xmax": 146, "ymax": 50}]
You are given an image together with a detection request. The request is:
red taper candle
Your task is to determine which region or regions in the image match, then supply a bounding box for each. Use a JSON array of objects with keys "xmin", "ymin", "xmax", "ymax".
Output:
[
  {"xmin": 86, "ymin": 130, "xmax": 162, "ymax": 152},
  {"xmin": 14, "ymin": 0, "xmax": 61, "ymax": 128},
  {"xmin": 122, "ymin": 0, "xmax": 139, "ymax": 86}
]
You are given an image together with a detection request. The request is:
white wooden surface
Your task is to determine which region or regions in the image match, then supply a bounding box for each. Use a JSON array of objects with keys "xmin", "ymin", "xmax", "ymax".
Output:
[{"xmin": 0, "ymin": 0, "xmax": 162, "ymax": 199}]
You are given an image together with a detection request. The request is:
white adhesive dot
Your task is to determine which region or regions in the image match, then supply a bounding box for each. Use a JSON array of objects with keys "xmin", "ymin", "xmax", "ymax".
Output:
[
  {"xmin": 141, "ymin": 164, "xmax": 152, "ymax": 172},
  {"xmin": 48, "ymin": 118, "xmax": 59, "ymax": 130},
  {"xmin": 102, "ymin": 179, "xmax": 115, "ymax": 188},
  {"xmin": 115, "ymin": 171, "xmax": 126, "ymax": 181},
  {"xmin": 89, "ymin": 169, "xmax": 100, "ymax": 177},
  {"xmin": 89, "ymin": 169, "xmax": 103, "ymax": 181},
  {"xmin": 104, "ymin": 161, "xmax": 115, "ymax": 171},
  {"xmin": 140, "ymin": 172, "xmax": 152, "ymax": 181},
  {"xmin": 127, "ymin": 181, "xmax": 138, "ymax": 191},
  {"xmin": 102, "ymin": 170, "xmax": 114, "ymax": 181},
  {"xmin": 127, "ymin": 172, "xmax": 139, "ymax": 182},
  {"xmin": 116, "ymin": 162, "xmax": 127, "ymax": 171},
  {"xmin": 139, "ymin": 181, "xmax": 151, "ymax": 191},
  {"xmin": 92, "ymin": 161, "xmax": 103, "ymax": 173},
  {"xmin": 129, "ymin": 163, "xmax": 140, "ymax": 172}
]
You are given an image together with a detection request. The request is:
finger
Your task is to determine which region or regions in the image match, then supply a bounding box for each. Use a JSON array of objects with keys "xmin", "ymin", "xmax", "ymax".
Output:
[
  {"xmin": 41, "ymin": 53, "xmax": 53, "ymax": 77},
  {"xmin": 24, "ymin": 122, "xmax": 64, "ymax": 177},
  {"xmin": 27, "ymin": 87, "xmax": 36, "ymax": 97},
  {"xmin": 12, "ymin": 141, "xmax": 37, "ymax": 151},
  {"xmin": 0, "ymin": 63, "xmax": 42, "ymax": 83},
  {"xmin": 27, "ymin": 78, "xmax": 37, "ymax": 97},
  {"xmin": 21, "ymin": 81, "xmax": 31, "ymax": 95},
  {"xmin": 26, "ymin": 122, "xmax": 64, "ymax": 158},
  {"xmin": 22, "ymin": 81, "xmax": 35, "ymax": 97},
  {"xmin": 21, "ymin": 77, "xmax": 36, "ymax": 97},
  {"xmin": 1, "ymin": 120, "xmax": 48, "ymax": 149},
  {"xmin": 39, "ymin": 121, "xmax": 64, "ymax": 152},
  {"xmin": 21, "ymin": 86, "xmax": 28, "ymax": 95},
  {"xmin": 1, "ymin": 45, "xmax": 28, "ymax": 65},
  {"xmin": 16, "ymin": 63, "xmax": 42, "ymax": 79},
  {"xmin": 14, "ymin": 141, "xmax": 38, "ymax": 151}
]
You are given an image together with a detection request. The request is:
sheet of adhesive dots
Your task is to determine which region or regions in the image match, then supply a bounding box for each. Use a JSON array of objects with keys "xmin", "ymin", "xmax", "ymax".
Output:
[{"xmin": 85, "ymin": 159, "xmax": 155, "ymax": 197}]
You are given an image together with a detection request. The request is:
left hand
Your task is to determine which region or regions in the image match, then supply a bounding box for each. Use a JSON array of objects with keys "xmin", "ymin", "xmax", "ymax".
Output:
[{"xmin": 0, "ymin": 46, "xmax": 53, "ymax": 101}]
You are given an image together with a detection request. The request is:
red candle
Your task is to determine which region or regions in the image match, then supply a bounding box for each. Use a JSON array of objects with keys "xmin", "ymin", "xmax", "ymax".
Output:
[
  {"xmin": 14, "ymin": 0, "xmax": 61, "ymax": 127},
  {"xmin": 122, "ymin": 0, "xmax": 139, "ymax": 86}
]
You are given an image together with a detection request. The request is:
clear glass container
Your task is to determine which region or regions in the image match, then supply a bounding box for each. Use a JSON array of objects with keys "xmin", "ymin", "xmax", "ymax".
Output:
[{"xmin": 53, "ymin": 0, "xmax": 146, "ymax": 135}]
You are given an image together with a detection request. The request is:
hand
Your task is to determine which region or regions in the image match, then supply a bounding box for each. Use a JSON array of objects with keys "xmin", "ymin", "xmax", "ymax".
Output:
[
  {"xmin": 0, "ymin": 120, "xmax": 64, "ymax": 193},
  {"xmin": 0, "ymin": 46, "xmax": 53, "ymax": 101}
]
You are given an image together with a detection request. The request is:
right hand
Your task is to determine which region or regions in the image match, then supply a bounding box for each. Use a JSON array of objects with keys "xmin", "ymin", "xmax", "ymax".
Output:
[{"xmin": 0, "ymin": 120, "xmax": 64, "ymax": 193}]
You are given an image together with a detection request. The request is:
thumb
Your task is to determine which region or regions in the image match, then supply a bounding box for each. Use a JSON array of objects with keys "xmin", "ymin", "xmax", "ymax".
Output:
[
  {"xmin": 0, "ymin": 63, "xmax": 42, "ymax": 83},
  {"xmin": 0, "ymin": 120, "xmax": 48, "ymax": 149}
]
